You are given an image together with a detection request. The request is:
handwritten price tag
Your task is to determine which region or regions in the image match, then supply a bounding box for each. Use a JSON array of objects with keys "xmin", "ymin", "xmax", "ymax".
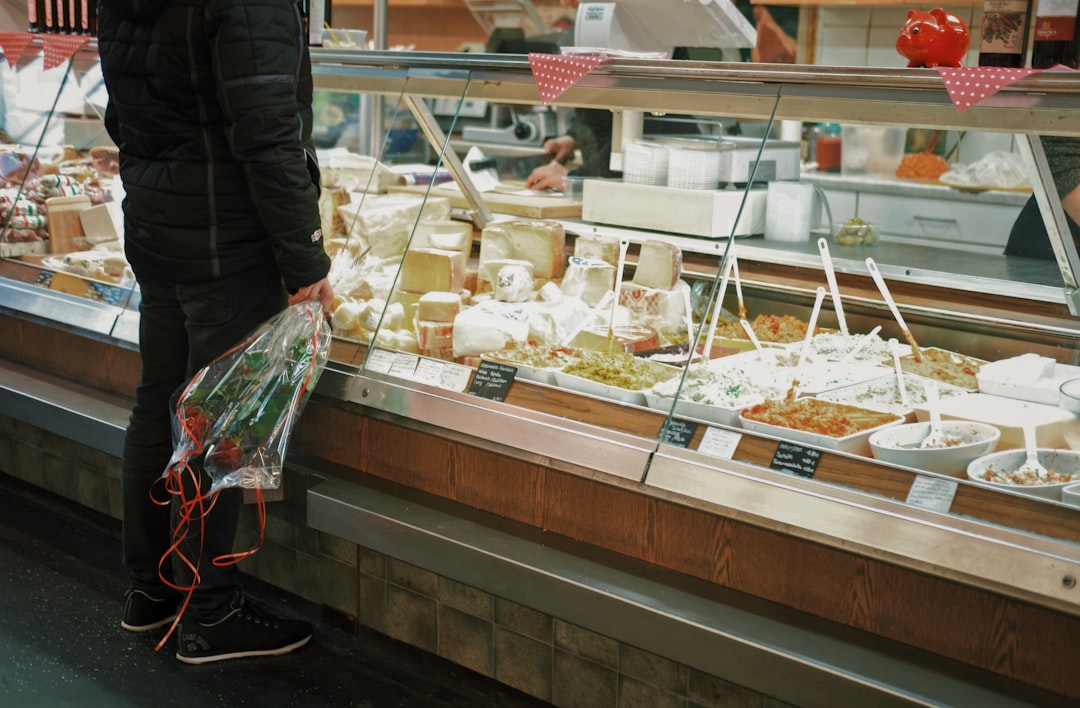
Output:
[{"xmin": 769, "ymin": 442, "xmax": 822, "ymax": 478}]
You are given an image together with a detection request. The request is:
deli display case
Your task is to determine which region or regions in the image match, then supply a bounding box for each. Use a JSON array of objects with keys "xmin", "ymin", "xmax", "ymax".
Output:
[{"xmin": 3, "ymin": 41, "xmax": 1080, "ymax": 705}]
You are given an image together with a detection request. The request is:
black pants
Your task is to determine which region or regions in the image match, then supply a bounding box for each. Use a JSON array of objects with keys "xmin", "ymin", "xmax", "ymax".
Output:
[
  {"xmin": 1004, "ymin": 194, "xmax": 1080, "ymax": 259},
  {"xmin": 121, "ymin": 265, "xmax": 287, "ymax": 621}
]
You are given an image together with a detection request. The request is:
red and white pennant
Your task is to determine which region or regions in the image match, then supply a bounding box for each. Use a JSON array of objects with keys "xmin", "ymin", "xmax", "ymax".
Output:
[
  {"xmin": 937, "ymin": 64, "xmax": 1078, "ymax": 112},
  {"xmin": 0, "ymin": 32, "xmax": 34, "ymax": 70},
  {"xmin": 528, "ymin": 52, "xmax": 609, "ymax": 106},
  {"xmin": 0, "ymin": 32, "xmax": 89, "ymax": 71},
  {"xmin": 42, "ymin": 34, "xmax": 90, "ymax": 70}
]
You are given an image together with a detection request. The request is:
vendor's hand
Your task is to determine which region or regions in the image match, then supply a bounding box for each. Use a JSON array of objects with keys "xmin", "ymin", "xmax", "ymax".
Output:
[
  {"xmin": 543, "ymin": 136, "xmax": 576, "ymax": 164},
  {"xmin": 288, "ymin": 276, "xmax": 335, "ymax": 313},
  {"xmin": 526, "ymin": 161, "xmax": 569, "ymax": 191}
]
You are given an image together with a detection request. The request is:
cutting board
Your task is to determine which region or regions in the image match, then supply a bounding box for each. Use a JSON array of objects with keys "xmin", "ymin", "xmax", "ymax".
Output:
[
  {"xmin": 45, "ymin": 194, "xmax": 91, "ymax": 254},
  {"xmin": 389, "ymin": 183, "xmax": 582, "ymax": 219}
]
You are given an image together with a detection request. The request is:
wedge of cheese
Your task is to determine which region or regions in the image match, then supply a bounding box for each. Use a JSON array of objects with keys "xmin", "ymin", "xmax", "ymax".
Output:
[
  {"xmin": 632, "ymin": 240, "xmax": 682, "ymax": 290},
  {"xmin": 399, "ymin": 247, "xmax": 466, "ymax": 294},
  {"xmin": 560, "ymin": 256, "xmax": 615, "ymax": 307},
  {"xmin": 573, "ymin": 232, "xmax": 620, "ymax": 267}
]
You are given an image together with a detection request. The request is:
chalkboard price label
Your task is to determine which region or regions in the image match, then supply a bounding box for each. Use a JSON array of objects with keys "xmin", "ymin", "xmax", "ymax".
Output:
[
  {"xmin": 468, "ymin": 360, "xmax": 517, "ymax": 402},
  {"xmin": 769, "ymin": 442, "xmax": 822, "ymax": 478},
  {"xmin": 659, "ymin": 418, "xmax": 698, "ymax": 448}
]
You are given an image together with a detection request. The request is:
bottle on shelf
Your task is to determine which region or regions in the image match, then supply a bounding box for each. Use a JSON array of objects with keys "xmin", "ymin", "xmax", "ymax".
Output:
[
  {"xmin": 1031, "ymin": 0, "xmax": 1080, "ymax": 68},
  {"xmin": 978, "ymin": 0, "xmax": 1034, "ymax": 67}
]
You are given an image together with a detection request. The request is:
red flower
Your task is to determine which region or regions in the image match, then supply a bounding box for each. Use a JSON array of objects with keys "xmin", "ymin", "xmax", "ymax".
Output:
[
  {"xmin": 180, "ymin": 406, "xmax": 210, "ymax": 442},
  {"xmin": 208, "ymin": 438, "xmax": 244, "ymax": 471}
]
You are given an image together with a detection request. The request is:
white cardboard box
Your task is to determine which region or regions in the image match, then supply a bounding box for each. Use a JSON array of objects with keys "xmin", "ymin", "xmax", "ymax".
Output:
[{"xmin": 581, "ymin": 181, "xmax": 766, "ymax": 238}]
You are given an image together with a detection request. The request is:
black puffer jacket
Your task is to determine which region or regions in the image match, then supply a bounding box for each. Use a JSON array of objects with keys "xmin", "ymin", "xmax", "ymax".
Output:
[{"xmin": 97, "ymin": 0, "xmax": 330, "ymax": 290}]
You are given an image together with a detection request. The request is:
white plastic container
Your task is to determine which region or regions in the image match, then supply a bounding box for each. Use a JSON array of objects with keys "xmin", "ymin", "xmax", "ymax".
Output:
[
  {"xmin": 764, "ymin": 181, "xmax": 820, "ymax": 243},
  {"xmin": 841, "ymin": 125, "xmax": 906, "ymax": 178}
]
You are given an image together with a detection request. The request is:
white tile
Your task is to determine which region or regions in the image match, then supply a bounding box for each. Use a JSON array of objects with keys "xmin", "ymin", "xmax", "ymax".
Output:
[
  {"xmin": 818, "ymin": 27, "xmax": 869, "ymax": 67},
  {"xmin": 821, "ymin": 7, "xmax": 872, "ymax": 28},
  {"xmin": 868, "ymin": 27, "xmax": 907, "ymax": 69},
  {"xmin": 871, "ymin": 7, "xmax": 914, "ymax": 28}
]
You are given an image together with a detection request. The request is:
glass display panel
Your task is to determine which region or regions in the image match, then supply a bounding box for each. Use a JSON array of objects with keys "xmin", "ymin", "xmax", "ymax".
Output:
[{"xmin": 0, "ymin": 44, "xmax": 135, "ymax": 341}]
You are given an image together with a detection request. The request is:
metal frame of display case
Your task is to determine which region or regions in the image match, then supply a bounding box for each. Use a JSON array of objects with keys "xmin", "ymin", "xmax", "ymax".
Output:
[
  {"xmin": 3, "ymin": 45, "xmax": 1080, "ymax": 616},
  {"xmin": 305, "ymin": 50, "xmax": 1080, "ymax": 617}
]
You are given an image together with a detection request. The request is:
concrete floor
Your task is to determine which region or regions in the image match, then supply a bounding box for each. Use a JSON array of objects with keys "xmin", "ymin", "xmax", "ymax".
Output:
[{"xmin": 0, "ymin": 474, "xmax": 551, "ymax": 708}]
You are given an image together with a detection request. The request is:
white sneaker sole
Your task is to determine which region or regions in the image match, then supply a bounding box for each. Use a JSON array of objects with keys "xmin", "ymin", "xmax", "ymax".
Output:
[
  {"xmin": 120, "ymin": 613, "xmax": 177, "ymax": 633},
  {"xmin": 175, "ymin": 634, "xmax": 311, "ymax": 665}
]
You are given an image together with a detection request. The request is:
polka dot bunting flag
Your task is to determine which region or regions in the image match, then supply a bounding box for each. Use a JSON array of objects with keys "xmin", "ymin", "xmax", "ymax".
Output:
[
  {"xmin": 42, "ymin": 34, "xmax": 90, "ymax": 70},
  {"xmin": 0, "ymin": 32, "xmax": 34, "ymax": 70},
  {"xmin": 529, "ymin": 52, "xmax": 609, "ymax": 106},
  {"xmin": 936, "ymin": 65, "xmax": 1079, "ymax": 112}
]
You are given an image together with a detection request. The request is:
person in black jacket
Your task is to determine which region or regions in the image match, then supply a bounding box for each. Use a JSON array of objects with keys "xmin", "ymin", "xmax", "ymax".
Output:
[{"xmin": 98, "ymin": 0, "xmax": 333, "ymax": 664}]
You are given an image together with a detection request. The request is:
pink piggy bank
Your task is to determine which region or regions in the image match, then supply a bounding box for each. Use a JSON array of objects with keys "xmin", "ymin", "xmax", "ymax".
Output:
[{"xmin": 896, "ymin": 8, "xmax": 970, "ymax": 68}]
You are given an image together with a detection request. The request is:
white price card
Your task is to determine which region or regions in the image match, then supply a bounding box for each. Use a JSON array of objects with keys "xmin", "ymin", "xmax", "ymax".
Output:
[
  {"xmin": 438, "ymin": 362, "xmax": 473, "ymax": 392},
  {"xmin": 365, "ymin": 348, "xmax": 396, "ymax": 374},
  {"xmin": 697, "ymin": 428, "xmax": 742, "ymax": 459},
  {"xmin": 906, "ymin": 475, "xmax": 959, "ymax": 513},
  {"xmin": 388, "ymin": 353, "xmax": 420, "ymax": 379},
  {"xmin": 412, "ymin": 358, "xmax": 446, "ymax": 387}
]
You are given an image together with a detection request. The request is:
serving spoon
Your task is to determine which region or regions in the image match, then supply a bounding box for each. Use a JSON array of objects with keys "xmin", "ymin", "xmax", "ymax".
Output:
[{"xmin": 1016, "ymin": 423, "xmax": 1049, "ymax": 479}]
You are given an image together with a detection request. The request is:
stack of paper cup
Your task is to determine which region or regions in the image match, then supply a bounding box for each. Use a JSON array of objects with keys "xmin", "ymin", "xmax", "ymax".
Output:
[
  {"xmin": 666, "ymin": 144, "xmax": 723, "ymax": 190},
  {"xmin": 623, "ymin": 141, "xmax": 669, "ymax": 185}
]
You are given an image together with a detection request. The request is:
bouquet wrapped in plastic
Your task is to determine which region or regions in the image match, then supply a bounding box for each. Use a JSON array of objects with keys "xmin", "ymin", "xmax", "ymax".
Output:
[{"xmin": 167, "ymin": 301, "xmax": 331, "ymax": 494}]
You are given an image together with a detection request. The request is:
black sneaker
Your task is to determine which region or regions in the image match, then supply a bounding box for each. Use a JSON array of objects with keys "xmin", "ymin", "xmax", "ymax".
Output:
[
  {"xmin": 121, "ymin": 589, "xmax": 180, "ymax": 633},
  {"xmin": 175, "ymin": 599, "xmax": 312, "ymax": 664}
]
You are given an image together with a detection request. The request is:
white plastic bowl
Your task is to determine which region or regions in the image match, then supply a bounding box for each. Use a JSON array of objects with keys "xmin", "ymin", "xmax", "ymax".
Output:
[
  {"xmin": 966, "ymin": 448, "xmax": 1080, "ymax": 500},
  {"xmin": 1062, "ymin": 481, "xmax": 1080, "ymax": 508},
  {"xmin": 869, "ymin": 421, "xmax": 1000, "ymax": 476}
]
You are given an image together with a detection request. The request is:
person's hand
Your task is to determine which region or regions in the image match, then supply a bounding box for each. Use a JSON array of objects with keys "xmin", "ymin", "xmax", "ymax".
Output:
[
  {"xmin": 526, "ymin": 161, "xmax": 569, "ymax": 191},
  {"xmin": 288, "ymin": 276, "xmax": 335, "ymax": 313},
  {"xmin": 542, "ymin": 136, "xmax": 576, "ymax": 164}
]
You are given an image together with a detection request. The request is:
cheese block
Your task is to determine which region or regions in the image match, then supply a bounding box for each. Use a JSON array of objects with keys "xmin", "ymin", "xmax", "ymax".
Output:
[
  {"xmin": 632, "ymin": 240, "xmax": 682, "ymax": 290},
  {"xmin": 494, "ymin": 264, "xmax": 535, "ymax": 303},
  {"xmin": 560, "ymin": 256, "xmax": 615, "ymax": 307},
  {"xmin": 78, "ymin": 203, "xmax": 119, "ymax": 244},
  {"xmin": 338, "ymin": 194, "xmax": 451, "ymax": 258},
  {"xmin": 330, "ymin": 299, "xmax": 367, "ymax": 331},
  {"xmin": 571, "ymin": 325, "xmax": 660, "ymax": 354},
  {"xmin": 479, "ymin": 219, "xmax": 565, "ymax": 280},
  {"xmin": 537, "ymin": 281, "xmax": 563, "ymax": 303},
  {"xmin": 390, "ymin": 290, "xmax": 422, "ymax": 326},
  {"xmin": 452, "ymin": 300, "xmax": 531, "ymax": 357},
  {"xmin": 364, "ymin": 299, "xmax": 406, "ymax": 330},
  {"xmin": 418, "ymin": 292, "xmax": 462, "ymax": 322},
  {"xmin": 399, "ymin": 247, "xmax": 466, "ymax": 294},
  {"xmin": 573, "ymin": 232, "xmax": 620, "ymax": 267}
]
